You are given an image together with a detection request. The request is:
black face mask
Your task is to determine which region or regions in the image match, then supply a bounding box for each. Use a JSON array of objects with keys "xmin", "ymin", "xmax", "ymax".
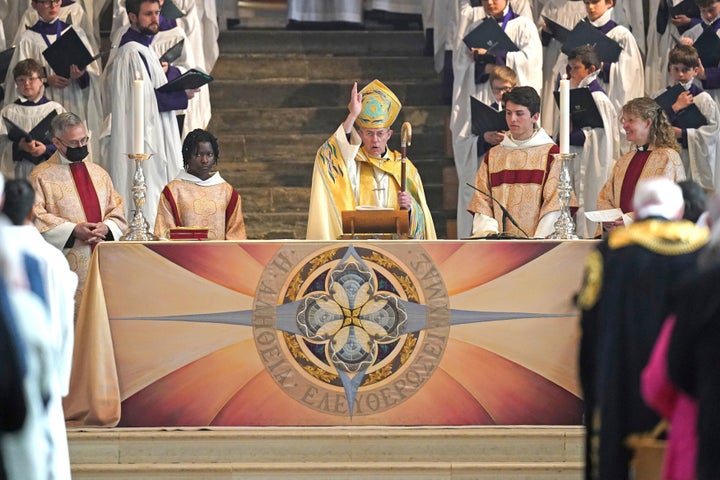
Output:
[{"xmin": 65, "ymin": 145, "xmax": 88, "ymax": 162}]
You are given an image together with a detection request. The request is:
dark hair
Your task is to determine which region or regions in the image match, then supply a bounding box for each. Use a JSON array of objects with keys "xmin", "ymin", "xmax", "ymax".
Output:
[
  {"xmin": 13, "ymin": 59, "xmax": 45, "ymax": 80},
  {"xmin": 126, "ymin": 0, "xmax": 160, "ymax": 16},
  {"xmin": 668, "ymin": 45, "xmax": 700, "ymax": 69},
  {"xmin": 696, "ymin": 0, "xmax": 718, "ymax": 9},
  {"xmin": 502, "ymin": 86, "xmax": 541, "ymax": 115},
  {"xmin": 182, "ymin": 129, "xmax": 219, "ymax": 168},
  {"xmin": 678, "ymin": 179, "xmax": 707, "ymax": 222},
  {"xmin": 568, "ymin": 45, "xmax": 601, "ymax": 71},
  {"xmin": 2, "ymin": 179, "xmax": 35, "ymax": 226}
]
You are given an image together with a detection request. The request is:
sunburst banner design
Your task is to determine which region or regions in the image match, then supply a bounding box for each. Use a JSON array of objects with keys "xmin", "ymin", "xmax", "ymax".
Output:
[{"xmin": 64, "ymin": 240, "xmax": 596, "ymax": 427}]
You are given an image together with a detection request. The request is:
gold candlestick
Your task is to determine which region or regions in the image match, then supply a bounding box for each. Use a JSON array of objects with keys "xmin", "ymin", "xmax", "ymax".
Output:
[
  {"xmin": 120, "ymin": 153, "xmax": 158, "ymax": 241},
  {"xmin": 548, "ymin": 152, "xmax": 578, "ymax": 240}
]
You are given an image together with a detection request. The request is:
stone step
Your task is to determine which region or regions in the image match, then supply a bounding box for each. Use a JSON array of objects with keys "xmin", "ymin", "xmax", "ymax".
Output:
[
  {"xmin": 209, "ymin": 106, "xmax": 448, "ymax": 134},
  {"xmin": 210, "ymin": 132, "xmax": 448, "ymax": 162},
  {"xmin": 218, "ymin": 30, "xmax": 427, "ymax": 56},
  {"xmin": 72, "ymin": 461, "xmax": 583, "ymax": 479},
  {"xmin": 209, "ymin": 80, "xmax": 443, "ymax": 108},
  {"xmin": 211, "ymin": 54, "xmax": 438, "ymax": 82}
]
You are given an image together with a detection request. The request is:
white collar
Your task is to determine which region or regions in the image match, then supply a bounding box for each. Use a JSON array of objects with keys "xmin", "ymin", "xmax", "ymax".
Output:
[
  {"xmin": 500, "ymin": 128, "xmax": 554, "ymax": 149},
  {"xmin": 578, "ymin": 71, "xmax": 600, "ymax": 88},
  {"xmin": 589, "ymin": 8, "xmax": 613, "ymax": 28},
  {"xmin": 176, "ymin": 170, "xmax": 225, "ymax": 186}
]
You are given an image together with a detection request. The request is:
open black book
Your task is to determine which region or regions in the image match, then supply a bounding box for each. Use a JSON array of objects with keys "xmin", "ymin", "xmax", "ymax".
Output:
[
  {"xmin": 553, "ymin": 88, "xmax": 604, "ymax": 129},
  {"xmin": 42, "ymin": 27, "xmax": 97, "ymax": 79},
  {"xmin": 160, "ymin": 0, "xmax": 186, "ymax": 20},
  {"xmin": 157, "ymin": 68, "xmax": 213, "ymax": 93},
  {"xmin": 542, "ymin": 15, "xmax": 573, "ymax": 44},
  {"xmin": 159, "ymin": 39, "xmax": 184, "ymax": 64},
  {"xmin": 3, "ymin": 110, "xmax": 58, "ymax": 163},
  {"xmin": 655, "ymin": 84, "xmax": 708, "ymax": 129},
  {"xmin": 692, "ymin": 25, "xmax": 720, "ymax": 68},
  {"xmin": 470, "ymin": 97, "xmax": 507, "ymax": 135},
  {"xmin": 561, "ymin": 20, "xmax": 623, "ymax": 64},
  {"xmin": 672, "ymin": 0, "xmax": 701, "ymax": 18},
  {"xmin": 463, "ymin": 18, "xmax": 519, "ymax": 64}
]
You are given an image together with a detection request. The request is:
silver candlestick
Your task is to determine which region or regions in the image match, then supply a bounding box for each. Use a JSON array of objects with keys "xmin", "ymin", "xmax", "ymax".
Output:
[
  {"xmin": 549, "ymin": 152, "xmax": 578, "ymax": 240},
  {"xmin": 120, "ymin": 153, "xmax": 158, "ymax": 241}
]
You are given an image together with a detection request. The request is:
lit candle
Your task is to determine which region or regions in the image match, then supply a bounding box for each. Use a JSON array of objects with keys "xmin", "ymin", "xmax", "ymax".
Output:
[
  {"xmin": 559, "ymin": 74, "xmax": 570, "ymax": 154},
  {"xmin": 133, "ymin": 72, "xmax": 144, "ymax": 154}
]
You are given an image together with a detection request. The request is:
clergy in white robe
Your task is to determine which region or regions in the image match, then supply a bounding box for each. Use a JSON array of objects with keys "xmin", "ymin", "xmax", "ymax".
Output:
[
  {"xmin": 451, "ymin": 0, "xmax": 541, "ymax": 238},
  {"xmin": 538, "ymin": 0, "xmax": 585, "ymax": 137},
  {"xmin": 105, "ymin": 0, "xmax": 191, "ymax": 228},
  {"xmin": 612, "ymin": 0, "xmax": 645, "ymax": 56},
  {"xmin": 0, "ymin": 177, "xmax": 77, "ymax": 480},
  {"xmin": 0, "ymin": 59, "xmax": 65, "ymax": 179},
  {"xmin": 560, "ymin": 62, "xmax": 619, "ymax": 238},
  {"xmin": 3, "ymin": 4, "xmax": 103, "ymax": 160},
  {"xmin": 29, "ymin": 112, "xmax": 126, "ymax": 312}
]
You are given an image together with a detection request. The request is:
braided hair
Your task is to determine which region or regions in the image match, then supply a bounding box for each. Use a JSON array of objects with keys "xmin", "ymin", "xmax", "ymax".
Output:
[
  {"xmin": 621, "ymin": 97, "xmax": 681, "ymax": 152},
  {"xmin": 181, "ymin": 129, "xmax": 220, "ymax": 170}
]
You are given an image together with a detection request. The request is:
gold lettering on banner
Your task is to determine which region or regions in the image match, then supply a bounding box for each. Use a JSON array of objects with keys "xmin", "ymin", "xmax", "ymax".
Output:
[{"xmin": 252, "ymin": 243, "xmax": 451, "ymax": 416}]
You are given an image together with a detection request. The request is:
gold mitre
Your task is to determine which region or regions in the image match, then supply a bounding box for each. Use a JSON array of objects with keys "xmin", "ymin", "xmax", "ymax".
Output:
[{"xmin": 356, "ymin": 79, "xmax": 402, "ymax": 130}]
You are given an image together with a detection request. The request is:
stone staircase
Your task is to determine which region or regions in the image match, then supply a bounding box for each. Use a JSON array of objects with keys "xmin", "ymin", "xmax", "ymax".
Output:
[
  {"xmin": 69, "ymin": 426, "xmax": 584, "ymax": 479},
  {"xmin": 207, "ymin": 29, "xmax": 452, "ymax": 239}
]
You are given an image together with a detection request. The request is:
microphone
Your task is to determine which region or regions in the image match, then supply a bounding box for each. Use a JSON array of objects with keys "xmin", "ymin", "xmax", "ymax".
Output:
[{"xmin": 466, "ymin": 182, "xmax": 530, "ymax": 238}]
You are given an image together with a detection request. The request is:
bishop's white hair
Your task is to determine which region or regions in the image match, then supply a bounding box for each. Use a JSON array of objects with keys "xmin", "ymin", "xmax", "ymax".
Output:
[{"xmin": 633, "ymin": 177, "xmax": 684, "ymax": 221}]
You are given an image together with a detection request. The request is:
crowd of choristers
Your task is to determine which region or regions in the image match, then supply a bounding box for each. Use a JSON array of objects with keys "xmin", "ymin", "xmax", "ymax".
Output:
[{"xmin": 422, "ymin": 0, "xmax": 720, "ymax": 239}]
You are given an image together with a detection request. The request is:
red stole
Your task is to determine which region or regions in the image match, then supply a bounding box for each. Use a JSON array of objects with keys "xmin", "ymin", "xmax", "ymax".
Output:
[
  {"xmin": 69, "ymin": 162, "xmax": 101, "ymax": 223},
  {"xmin": 620, "ymin": 150, "xmax": 651, "ymax": 213},
  {"xmin": 162, "ymin": 186, "xmax": 183, "ymax": 226}
]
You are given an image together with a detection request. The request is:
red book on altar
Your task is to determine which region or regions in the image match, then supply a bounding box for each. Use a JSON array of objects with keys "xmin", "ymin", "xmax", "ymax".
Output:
[{"xmin": 168, "ymin": 227, "xmax": 209, "ymax": 240}]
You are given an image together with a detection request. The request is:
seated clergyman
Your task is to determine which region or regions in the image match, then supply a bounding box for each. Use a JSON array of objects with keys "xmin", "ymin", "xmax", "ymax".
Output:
[{"xmin": 306, "ymin": 79, "xmax": 436, "ymax": 240}]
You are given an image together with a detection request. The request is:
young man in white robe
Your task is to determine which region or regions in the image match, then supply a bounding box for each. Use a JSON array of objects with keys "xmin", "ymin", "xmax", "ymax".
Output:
[
  {"xmin": 3, "ymin": 0, "xmax": 103, "ymax": 159},
  {"xmin": 104, "ymin": 0, "xmax": 197, "ymax": 228},
  {"xmin": 0, "ymin": 177, "xmax": 77, "ymax": 480},
  {"xmin": 561, "ymin": 45, "xmax": 619, "ymax": 238},
  {"xmin": 653, "ymin": 45, "xmax": 720, "ymax": 191},
  {"xmin": 0, "ymin": 59, "xmax": 65, "ymax": 179},
  {"xmin": 451, "ymin": 0, "xmax": 540, "ymax": 237}
]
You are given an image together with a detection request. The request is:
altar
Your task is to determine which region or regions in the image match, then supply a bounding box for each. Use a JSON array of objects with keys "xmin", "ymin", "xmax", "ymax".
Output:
[{"xmin": 64, "ymin": 239, "xmax": 597, "ymax": 428}]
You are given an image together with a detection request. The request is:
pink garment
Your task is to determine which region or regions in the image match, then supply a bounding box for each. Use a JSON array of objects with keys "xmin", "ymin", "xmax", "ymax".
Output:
[{"xmin": 641, "ymin": 315, "xmax": 698, "ymax": 480}]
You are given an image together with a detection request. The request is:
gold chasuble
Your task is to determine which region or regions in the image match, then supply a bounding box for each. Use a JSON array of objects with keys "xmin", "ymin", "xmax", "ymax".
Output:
[{"xmin": 307, "ymin": 126, "xmax": 436, "ymax": 240}]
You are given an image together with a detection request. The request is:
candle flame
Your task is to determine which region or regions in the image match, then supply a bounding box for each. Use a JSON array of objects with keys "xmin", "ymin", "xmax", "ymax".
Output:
[{"xmin": 561, "ymin": 73, "xmax": 568, "ymax": 80}]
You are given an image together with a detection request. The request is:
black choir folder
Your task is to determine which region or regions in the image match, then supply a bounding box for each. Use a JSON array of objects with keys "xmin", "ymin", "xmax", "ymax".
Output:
[
  {"xmin": 655, "ymin": 84, "xmax": 708, "ymax": 129},
  {"xmin": 553, "ymin": 88, "xmax": 604, "ymax": 129},
  {"xmin": 2, "ymin": 110, "xmax": 58, "ymax": 162},
  {"xmin": 672, "ymin": 0, "xmax": 700, "ymax": 18},
  {"xmin": 470, "ymin": 97, "xmax": 507, "ymax": 135},
  {"xmin": 42, "ymin": 27, "xmax": 97, "ymax": 79},
  {"xmin": 463, "ymin": 17, "xmax": 519, "ymax": 63},
  {"xmin": 0, "ymin": 46, "xmax": 16, "ymax": 84},
  {"xmin": 692, "ymin": 25, "xmax": 720, "ymax": 68},
  {"xmin": 561, "ymin": 21, "xmax": 622, "ymax": 64},
  {"xmin": 542, "ymin": 15, "xmax": 573, "ymax": 44},
  {"xmin": 159, "ymin": 39, "xmax": 184, "ymax": 64},
  {"xmin": 157, "ymin": 68, "xmax": 213, "ymax": 93},
  {"xmin": 160, "ymin": 0, "xmax": 186, "ymax": 20}
]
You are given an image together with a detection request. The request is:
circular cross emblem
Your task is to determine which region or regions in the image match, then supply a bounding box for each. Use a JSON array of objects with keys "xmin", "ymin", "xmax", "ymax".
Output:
[{"xmin": 252, "ymin": 243, "xmax": 451, "ymax": 416}]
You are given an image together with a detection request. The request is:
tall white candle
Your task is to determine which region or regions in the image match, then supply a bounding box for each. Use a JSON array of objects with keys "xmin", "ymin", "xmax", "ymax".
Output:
[
  {"xmin": 133, "ymin": 73, "xmax": 144, "ymax": 154},
  {"xmin": 559, "ymin": 74, "xmax": 570, "ymax": 154}
]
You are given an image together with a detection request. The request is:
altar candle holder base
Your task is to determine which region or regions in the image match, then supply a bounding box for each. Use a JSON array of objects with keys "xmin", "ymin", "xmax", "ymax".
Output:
[
  {"xmin": 120, "ymin": 153, "xmax": 158, "ymax": 241},
  {"xmin": 548, "ymin": 152, "xmax": 578, "ymax": 240}
]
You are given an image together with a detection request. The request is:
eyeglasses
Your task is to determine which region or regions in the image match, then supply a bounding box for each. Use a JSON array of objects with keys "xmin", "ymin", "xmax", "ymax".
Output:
[
  {"xmin": 34, "ymin": 0, "xmax": 62, "ymax": 5},
  {"xmin": 56, "ymin": 136, "xmax": 90, "ymax": 148},
  {"xmin": 193, "ymin": 152, "xmax": 215, "ymax": 159},
  {"xmin": 15, "ymin": 76, "xmax": 42, "ymax": 84},
  {"xmin": 491, "ymin": 86, "xmax": 512, "ymax": 95}
]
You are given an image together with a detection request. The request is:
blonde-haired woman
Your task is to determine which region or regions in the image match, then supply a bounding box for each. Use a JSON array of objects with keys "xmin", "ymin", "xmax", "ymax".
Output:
[{"xmin": 597, "ymin": 97, "xmax": 686, "ymax": 233}]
